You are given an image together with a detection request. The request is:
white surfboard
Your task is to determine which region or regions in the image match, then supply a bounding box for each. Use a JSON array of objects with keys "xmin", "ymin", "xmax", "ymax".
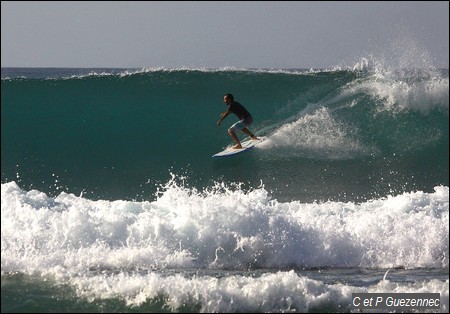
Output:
[{"xmin": 212, "ymin": 137, "xmax": 265, "ymax": 158}]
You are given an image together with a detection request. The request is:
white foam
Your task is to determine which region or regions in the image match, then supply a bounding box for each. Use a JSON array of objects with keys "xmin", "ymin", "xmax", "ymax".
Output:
[
  {"xmin": 341, "ymin": 67, "xmax": 449, "ymax": 113},
  {"xmin": 2, "ymin": 179, "xmax": 448, "ymax": 277},
  {"xmin": 68, "ymin": 270, "xmax": 449, "ymax": 311},
  {"xmin": 259, "ymin": 107, "xmax": 375, "ymax": 159},
  {"xmin": 341, "ymin": 34, "xmax": 449, "ymax": 113}
]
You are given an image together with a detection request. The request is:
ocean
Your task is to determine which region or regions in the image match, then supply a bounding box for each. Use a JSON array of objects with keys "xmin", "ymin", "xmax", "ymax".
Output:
[{"xmin": 1, "ymin": 64, "xmax": 448, "ymax": 312}]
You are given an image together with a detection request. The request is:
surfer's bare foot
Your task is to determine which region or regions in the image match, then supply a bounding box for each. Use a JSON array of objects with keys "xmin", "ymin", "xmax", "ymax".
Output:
[
  {"xmin": 232, "ymin": 144, "xmax": 242, "ymax": 149},
  {"xmin": 251, "ymin": 136, "xmax": 259, "ymax": 140}
]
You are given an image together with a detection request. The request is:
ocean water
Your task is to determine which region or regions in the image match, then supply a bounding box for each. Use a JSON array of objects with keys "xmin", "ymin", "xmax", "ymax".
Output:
[{"xmin": 1, "ymin": 63, "xmax": 448, "ymax": 312}]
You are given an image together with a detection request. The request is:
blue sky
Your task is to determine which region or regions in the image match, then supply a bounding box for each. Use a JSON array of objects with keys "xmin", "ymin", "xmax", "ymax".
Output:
[{"xmin": 1, "ymin": 1, "xmax": 448, "ymax": 68}]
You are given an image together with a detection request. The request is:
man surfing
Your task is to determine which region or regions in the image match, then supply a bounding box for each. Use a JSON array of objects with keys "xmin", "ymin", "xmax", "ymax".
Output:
[{"xmin": 217, "ymin": 93, "xmax": 258, "ymax": 149}]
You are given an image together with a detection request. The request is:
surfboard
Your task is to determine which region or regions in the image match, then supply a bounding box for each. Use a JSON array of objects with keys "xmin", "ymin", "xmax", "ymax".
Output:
[{"xmin": 212, "ymin": 137, "xmax": 265, "ymax": 158}]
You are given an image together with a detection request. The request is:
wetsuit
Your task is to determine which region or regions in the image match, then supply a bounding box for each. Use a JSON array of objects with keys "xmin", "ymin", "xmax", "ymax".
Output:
[
  {"xmin": 227, "ymin": 101, "xmax": 253, "ymax": 132},
  {"xmin": 228, "ymin": 101, "xmax": 252, "ymax": 120}
]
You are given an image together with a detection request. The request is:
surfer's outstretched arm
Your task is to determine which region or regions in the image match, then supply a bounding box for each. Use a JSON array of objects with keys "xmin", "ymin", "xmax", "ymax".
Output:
[{"xmin": 217, "ymin": 109, "xmax": 231, "ymax": 126}]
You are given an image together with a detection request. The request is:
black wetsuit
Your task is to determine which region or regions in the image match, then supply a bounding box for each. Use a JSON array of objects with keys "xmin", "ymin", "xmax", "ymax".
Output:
[{"xmin": 228, "ymin": 101, "xmax": 252, "ymax": 120}]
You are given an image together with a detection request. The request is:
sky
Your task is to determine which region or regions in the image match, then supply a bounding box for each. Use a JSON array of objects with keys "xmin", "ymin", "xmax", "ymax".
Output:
[{"xmin": 1, "ymin": 1, "xmax": 449, "ymax": 69}]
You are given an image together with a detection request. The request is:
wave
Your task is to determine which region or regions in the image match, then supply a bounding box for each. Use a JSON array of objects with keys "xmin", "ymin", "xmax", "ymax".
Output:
[
  {"xmin": 2, "ymin": 178, "xmax": 448, "ymax": 276},
  {"xmin": 2, "ymin": 63, "xmax": 448, "ymax": 203}
]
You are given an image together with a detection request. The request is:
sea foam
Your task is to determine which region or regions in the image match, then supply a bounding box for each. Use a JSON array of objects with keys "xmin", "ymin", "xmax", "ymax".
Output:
[{"xmin": 2, "ymin": 179, "xmax": 448, "ymax": 277}]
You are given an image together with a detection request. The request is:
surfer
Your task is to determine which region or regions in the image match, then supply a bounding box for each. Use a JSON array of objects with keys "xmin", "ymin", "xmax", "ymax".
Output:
[{"xmin": 217, "ymin": 93, "xmax": 258, "ymax": 149}]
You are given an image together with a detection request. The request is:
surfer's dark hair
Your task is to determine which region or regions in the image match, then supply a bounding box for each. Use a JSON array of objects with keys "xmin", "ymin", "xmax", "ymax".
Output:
[{"xmin": 224, "ymin": 93, "xmax": 234, "ymax": 101}]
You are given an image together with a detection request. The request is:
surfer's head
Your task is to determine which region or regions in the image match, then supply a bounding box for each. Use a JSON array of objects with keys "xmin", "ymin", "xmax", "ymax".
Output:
[{"xmin": 224, "ymin": 93, "xmax": 234, "ymax": 104}]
